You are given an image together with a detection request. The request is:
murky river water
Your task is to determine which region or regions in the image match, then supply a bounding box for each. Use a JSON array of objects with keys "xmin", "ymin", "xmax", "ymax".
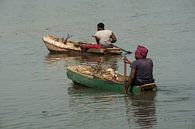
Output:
[{"xmin": 0, "ymin": 0, "xmax": 195, "ymax": 129}]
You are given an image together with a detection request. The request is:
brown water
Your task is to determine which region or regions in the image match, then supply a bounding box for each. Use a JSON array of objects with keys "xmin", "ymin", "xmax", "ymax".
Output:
[{"xmin": 0, "ymin": 0, "xmax": 195, "ymax": 129}]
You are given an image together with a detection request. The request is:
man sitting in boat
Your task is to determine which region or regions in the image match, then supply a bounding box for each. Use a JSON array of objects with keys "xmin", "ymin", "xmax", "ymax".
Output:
[
  {"xmin": 80, "ymin": 22, "xmax": 117, "ymax": 51},
  {"xmin": 94, "ymin": 22, "xmax": 117, "ymax": 48},
  {"xmin": 123, "ymin": 45, "xmax": 155, "ymax": 94}
]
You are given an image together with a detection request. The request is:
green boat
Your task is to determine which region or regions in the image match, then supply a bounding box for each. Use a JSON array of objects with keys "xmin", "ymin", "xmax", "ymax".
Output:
[{"xmin": 66, "ymin": 65, "xmax": 157, "ymax": 95}]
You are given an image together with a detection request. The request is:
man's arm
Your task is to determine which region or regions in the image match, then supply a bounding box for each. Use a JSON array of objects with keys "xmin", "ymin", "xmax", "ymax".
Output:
[
  {"xmin": 125, "ymin": 68, "xmax": 136, "ymax": 94},
  {"xmin": 110, "ymin": 32, "xmax": 117, "ymax": 43},
  {"xmin": 95, "ymin": 36, "xmax": 100, "ymax": 44}
]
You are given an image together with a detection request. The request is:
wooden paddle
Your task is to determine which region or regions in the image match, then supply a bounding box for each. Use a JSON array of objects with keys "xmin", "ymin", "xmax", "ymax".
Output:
[
  {"xmin": 124, "ymin": 58, "xmax": 128, "ymax": 94},
  {"xmin": 112, "ymin": 44, "xmax": 132, "ymax": 54},
  {"xmin": 124, "ymin": 60, "xmax": 127, "ymax": 82},
  {"xmin": 123, "ymin": 56, "xmax": 133, "ymax": 94}
]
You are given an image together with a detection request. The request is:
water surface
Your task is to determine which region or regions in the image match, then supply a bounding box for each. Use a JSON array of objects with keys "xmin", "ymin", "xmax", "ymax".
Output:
[{"xmin": 0, "ymin": 0, "xmax": 195, "ymax": 129}]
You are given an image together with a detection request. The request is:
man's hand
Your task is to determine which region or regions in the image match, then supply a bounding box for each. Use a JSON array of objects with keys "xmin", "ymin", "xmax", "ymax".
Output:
[{"xmin": 123, "ymin": 56, "xmax": 131, "ymax": 64}]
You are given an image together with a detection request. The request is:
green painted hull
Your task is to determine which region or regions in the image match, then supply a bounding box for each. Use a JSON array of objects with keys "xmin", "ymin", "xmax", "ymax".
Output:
[{"xmin": 66, "ymin": 68, "xmax": 142, "ymax": 95}]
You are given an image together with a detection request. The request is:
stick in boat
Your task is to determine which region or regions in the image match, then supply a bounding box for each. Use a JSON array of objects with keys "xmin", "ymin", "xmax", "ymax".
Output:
[
  {"xmin": 124, "ymin": 59, "xmax": 127, "ymax": 94},
  {"xmin": 62, "ymin": 33, "xmax": 73, "ymax": 44}
]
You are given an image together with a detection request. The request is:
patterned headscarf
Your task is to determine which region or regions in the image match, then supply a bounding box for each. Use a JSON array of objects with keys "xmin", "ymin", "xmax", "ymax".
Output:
[{"xmin": 135, "ymin": 45, "xmax": 148, "ymax": 59}]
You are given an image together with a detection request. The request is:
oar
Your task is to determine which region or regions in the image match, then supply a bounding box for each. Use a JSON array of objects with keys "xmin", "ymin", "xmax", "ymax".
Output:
[
  {"xmin": 91, "ymin": 35, "xmax": 132, "ymax": 54},
  {"xmin": 124, "ymin": 60, "xmax": 127, "ymax": 82},
  {"xmin": 124, "ymin": 59, "xmax": 128, "ymax": 94},
  {"xmin": 112, "ymin": 44, "xmax": 132, "ymax": 54}
]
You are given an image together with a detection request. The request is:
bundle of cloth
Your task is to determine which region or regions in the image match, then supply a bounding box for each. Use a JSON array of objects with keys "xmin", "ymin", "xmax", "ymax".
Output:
[
  {"xmin": 80, "ymin": 44, "xmax": 101, "ymax": 49},
  {"xmin": 135, "ymin": 45, "xmax": 148, "ymax": 59}
]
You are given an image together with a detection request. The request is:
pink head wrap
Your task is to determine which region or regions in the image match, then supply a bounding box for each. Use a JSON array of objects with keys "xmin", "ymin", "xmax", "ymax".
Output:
[{"xmin": 135, "ymin": 45, "xmax": 148, "ymax": 59}]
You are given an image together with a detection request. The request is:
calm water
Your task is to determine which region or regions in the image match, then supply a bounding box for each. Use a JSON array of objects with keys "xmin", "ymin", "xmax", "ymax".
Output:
[{"xmin": 0, "ymin": 0, "xmax": 195, "ymax": 129}]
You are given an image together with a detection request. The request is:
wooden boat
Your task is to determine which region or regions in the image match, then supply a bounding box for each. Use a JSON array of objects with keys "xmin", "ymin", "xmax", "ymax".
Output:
[
  {"xmin": 43, "ymin": 35, "xmax": 122, "ymax": 55},
  {"xmin": 66, "ymin": 65, "xmax": 157, "ymax": 95}
]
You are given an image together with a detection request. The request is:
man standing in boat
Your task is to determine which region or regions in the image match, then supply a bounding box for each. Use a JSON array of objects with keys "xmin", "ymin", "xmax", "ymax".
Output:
[
  {"xmin": 123, "ymin": 45, "xmax": 155, "ymax": 94},
  {"xmin": 94, "ymin": 22, "xmax": 117, "ymax": 48}
]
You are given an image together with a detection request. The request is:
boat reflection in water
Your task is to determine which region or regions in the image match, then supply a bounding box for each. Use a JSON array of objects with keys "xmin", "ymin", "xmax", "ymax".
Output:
[
  {"xmin": 124, "ymin": 92, "xmax": 157, "ymax": 129},
  {"xmin": 44, "ymin": 53, "xmax": 81, "ymax": 65},
  {"xmin": 45, "ymin": 52, "xmax": 122, "ymax": 71}
]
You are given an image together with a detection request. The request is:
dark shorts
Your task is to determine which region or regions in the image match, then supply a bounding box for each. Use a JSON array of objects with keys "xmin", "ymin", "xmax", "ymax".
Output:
[{"xmin": 131, "ymin": 79, "xmax": 155, "ymax": 86}]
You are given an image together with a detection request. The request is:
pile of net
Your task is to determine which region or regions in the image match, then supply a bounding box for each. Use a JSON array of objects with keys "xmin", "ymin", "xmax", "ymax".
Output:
[{"xmin": 67, "ymin": 65, "xmax": 125, "ymax": 83}]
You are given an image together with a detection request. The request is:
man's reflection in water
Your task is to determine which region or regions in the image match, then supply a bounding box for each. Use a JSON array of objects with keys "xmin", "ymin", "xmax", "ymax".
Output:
[
  {"xmin": 44, "ymin": 53, "xmax": 81, "ymax": 64},
  {"xmin": 125, "ymin": 92, "xmax": 157, "ymax": 129}
]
